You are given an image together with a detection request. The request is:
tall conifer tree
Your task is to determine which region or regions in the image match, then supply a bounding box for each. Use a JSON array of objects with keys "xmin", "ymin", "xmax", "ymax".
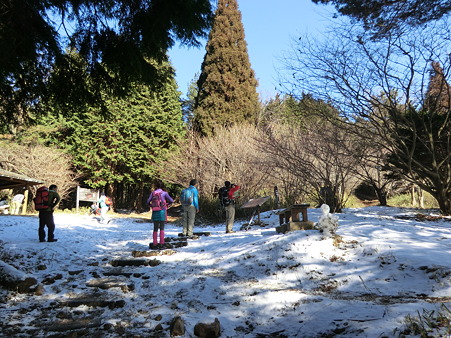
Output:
[
  {"xmin": 425, "ymin": 61, "xmax": 451, "ymax": 114},
  {"xmin": 193, "ymin": 0, "xmax": 259, "ymax": 136}
]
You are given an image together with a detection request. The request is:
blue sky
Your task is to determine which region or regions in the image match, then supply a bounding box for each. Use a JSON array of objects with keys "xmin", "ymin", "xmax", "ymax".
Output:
[{"xmin": 168, "ymin": 0, "xmax": 334, "ymax": 100}]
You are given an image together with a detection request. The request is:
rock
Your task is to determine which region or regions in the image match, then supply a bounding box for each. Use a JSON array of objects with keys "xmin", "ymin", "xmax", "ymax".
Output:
[
  {"xmin": 170, "ymin": 316, "xmax": 185, "ymax": 336},
  {"xmin": 42, "ymin": 273, "xmax": 63, "ymax": 285},
  {"xmin": 275, "ymin": 221, "xmax": 315, "ymax": 234},
  {"xmin": 34, "ymin": 284, "xmax": 45, "ymax": 296},
  {"xmin": 0, "ymin": 261, "xmax": 38, "ymax": 293},
  {"xmin": 194, "ymin": 318, "xmax": 221, "ymax": 338}
]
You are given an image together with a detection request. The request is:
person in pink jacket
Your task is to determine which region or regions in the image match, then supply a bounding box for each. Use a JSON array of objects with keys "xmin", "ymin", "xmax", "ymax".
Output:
[{"xmin": 147, "ymin": 181, "xmax": 174, "ymax": 249}]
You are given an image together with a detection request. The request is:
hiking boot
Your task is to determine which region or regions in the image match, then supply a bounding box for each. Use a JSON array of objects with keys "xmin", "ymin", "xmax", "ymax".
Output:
[
  {"xmin": 226, "ymin": 230, "xmax": 235, "ymax": 234},
  {"xmin": 39, "ymin": 239, "xmax": 45, "ymax": 242},
  {"xmin": 48, "ymin": 239, "xmax": 58, "ymax": 242}
]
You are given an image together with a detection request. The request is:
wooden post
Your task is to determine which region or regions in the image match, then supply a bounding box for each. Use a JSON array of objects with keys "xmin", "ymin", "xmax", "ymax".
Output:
[
  {"xmin": 274, "ymin": 186, "xmax": 280, "ymax": 209},
  {"xmin": 76, "ymin": 186, "xmax": 80, "ymax": 213},
  {"xmin": 21, "ymin": 189, "xmax": 29, "ymax": 215}
]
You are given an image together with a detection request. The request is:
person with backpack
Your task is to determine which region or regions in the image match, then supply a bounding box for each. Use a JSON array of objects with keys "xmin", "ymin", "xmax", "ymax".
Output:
[
  {"xmin": 37, "ymin": 184, "xmax": 61, "ymax": 242},
  {"xmin": 11, "ymin": 191, "xmax": 25, "ymax": 215},
  {"xmin": 219, "ymin": 181, "xmax": 240, "ymax": 233},
  {"xmin": 180, "ymin": 179, "xmax": 199, "ymax": 237},
  {"xmin": 146, "ymin": 181, "xmax": 174, "ymax": 249},
  {"xmin": 98, "ymin": 193, "xmax": 112, "ymax": 224}
]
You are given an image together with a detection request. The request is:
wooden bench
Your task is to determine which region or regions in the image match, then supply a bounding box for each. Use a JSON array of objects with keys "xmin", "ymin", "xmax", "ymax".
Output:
[{"xmin": 276, "ymin": 203, "xmax": 314, "ymax": 233}]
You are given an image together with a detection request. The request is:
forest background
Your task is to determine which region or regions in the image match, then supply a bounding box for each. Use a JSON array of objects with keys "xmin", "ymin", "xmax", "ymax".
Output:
[{"xmin": 0, "ymin": 0, "xmax": 450, "ymax": 219}]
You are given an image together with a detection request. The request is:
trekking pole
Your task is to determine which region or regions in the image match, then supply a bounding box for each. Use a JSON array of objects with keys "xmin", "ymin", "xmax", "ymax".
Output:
[{"xmin": 244, "ymin": 208, "xmax": 257, "ymax": 231}]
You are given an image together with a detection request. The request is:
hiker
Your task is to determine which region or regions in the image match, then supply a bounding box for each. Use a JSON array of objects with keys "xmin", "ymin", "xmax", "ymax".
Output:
[
  {"xmin": 219, "ymin": 181, "xmax": 240, "ymax": 233},
  {"xmin": 38, "ymin": 184, "xmax": 61, "ymax": 242},
  {"xmin": 11, "ymin": 192, "xmax": 25, "ymax": 215},
  {"xmin": 0, "ymin": 197, "xmax": 9, "ymax": 214},
  {"xmin": 147, "ymin": 181, "xmax": 174, "ymax": 248},
  {"xmin": 181, "ymin": 179, "xmax": 199, "ymax": 237},
  {"xmin": 98, "ymin": 193, "xmax": 112, "ymax": 224}
]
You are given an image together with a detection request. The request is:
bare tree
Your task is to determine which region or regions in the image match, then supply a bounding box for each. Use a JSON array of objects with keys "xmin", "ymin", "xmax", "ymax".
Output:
[
  {"xmin": 256, "ymin": 121, "xmax": 360, "ymax": 213},
  {"xmin": 0, "ymin": 141, "xmax": 79, "ymax": 210},
  {"xmin": 281, "ymin": 19, "xmax": 451, "ymax": 214},
  {"xmin": 160, "ymin": 124, "xmax": 276, "ymax": 206},
  {"xmin": 349, "ymin": 126, "xmax": 398, "ymax": 205}
]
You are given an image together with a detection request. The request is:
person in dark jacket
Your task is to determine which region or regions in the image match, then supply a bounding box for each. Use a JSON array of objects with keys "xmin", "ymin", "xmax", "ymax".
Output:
[
  {"xmin": 147, "ymin": 181, "xmax": 174, "ymax": 249},
  {"xmin": 219, "ymin": 181, "xmax": 240, "ymax": 233},
  {"xmin": 39, "ymin": 184, "xmax": 61, "ymax": 242}
]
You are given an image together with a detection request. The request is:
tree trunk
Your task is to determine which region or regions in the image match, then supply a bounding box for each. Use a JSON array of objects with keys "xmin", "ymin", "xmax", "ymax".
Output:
[
  {"xmin": 434, "ymin": 189, "xmax": 451, "ymax": 216},
  {"xmin": 373, "ymin": 185, "xmax": 387, "ymax": 206},
  {"xmin": 418, "ymin": 188, "xmax": 424, "ymax": 209},
  {"xmin": 136, "ymin": 181, "xmax": 144, "ymax": 211},
  {"xmin": 410, "ymin": 185, "xmax": 416, "ymax": 207}
]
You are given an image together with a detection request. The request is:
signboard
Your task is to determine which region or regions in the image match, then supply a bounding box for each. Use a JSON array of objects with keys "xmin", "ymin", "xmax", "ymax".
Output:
[
  {"xmin": 76, "ymin": 186, "xmax": 100, "ymax": 214},
  {"xmin": 78, "ymin": 187, "xmax": 99, "ymax": 202},
  {"xmin": 240, "ymin": 196, "xmax": 270, "ymax": 209}
]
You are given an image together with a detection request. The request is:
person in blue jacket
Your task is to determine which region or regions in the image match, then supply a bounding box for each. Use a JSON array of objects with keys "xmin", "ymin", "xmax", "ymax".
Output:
[
  {"xmin": 97, "ymin": 193, "xmax": 112, "ymax": 224},
  {"xmin": 182, "ymin": 179, "xmax": 199, "ymax": 237}
]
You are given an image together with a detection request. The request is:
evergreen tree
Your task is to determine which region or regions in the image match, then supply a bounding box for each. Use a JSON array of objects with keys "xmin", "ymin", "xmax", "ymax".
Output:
[
  {"xmin": 383, "ymin": 61, "xmax": 451, "ymax": 214},
  {"xmin": 312, "ymin": 0, "xmax": 451, "ymax": 37},
  {"xmin": 181, "ymin": 74, "xmax": 200, "ymax": 129},
  {"xmin": 0, "ymin": 0, "xmax": 212, "ymax": 131},
  {"xmin": 68, "ymin": 66, "xmax": 184, "ymax": 190},
  {"xmin": 21, "ymin": 60, "xmax": 184, "ymax": 205},
  {"xmin": 261, "ymin": 94, "xmax": 337, "ymax": 128},
  {"xmin": 425, "ymin": 61, "xmax": 451, "ymax": 114},
  {"xmin": 193, "ymin": 0, "xmax": 259, "ymax": 136}
]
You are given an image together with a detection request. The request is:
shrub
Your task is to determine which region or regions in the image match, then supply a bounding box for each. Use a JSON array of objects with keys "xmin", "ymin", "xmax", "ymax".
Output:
[{"xmin": 397, "ymin": 304, "xmax": 451, "ymax": 337}]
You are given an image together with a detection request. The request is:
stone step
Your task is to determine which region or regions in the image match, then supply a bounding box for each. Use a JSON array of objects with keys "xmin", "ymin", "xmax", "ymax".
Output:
[
  {"xmin": 58, "ymin": 296, "xmax": 126, "ymax": 308},
  {"xmin": 86, "ymin": 277, "xmax": 135, "ymax": 292},
  {"xmin": 148, "ymin": 241, "xmax": 187, "ymax": 250},
  {"xmin": 110, "ymin": 258, "xmax": 161, "ymax": 267}
]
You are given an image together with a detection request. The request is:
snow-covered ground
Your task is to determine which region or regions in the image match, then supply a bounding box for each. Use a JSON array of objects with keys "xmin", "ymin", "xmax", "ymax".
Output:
[{"xmin": 1, "ymin": 206, "xmax": 450, "ymax": 337}]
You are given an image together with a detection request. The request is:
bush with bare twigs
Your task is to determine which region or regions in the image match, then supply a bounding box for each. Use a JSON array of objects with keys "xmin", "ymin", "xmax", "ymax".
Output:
[
  {"xmin": 256, "ymin": 121, "xmax": 361, "ymax": 212},
  {"xmin": 160, "ymin": 125, "xmax": 278, "ymax": 221},
  {"xmin": 0, "ymin": 140, "xmax": 79, "ymax": 211}
]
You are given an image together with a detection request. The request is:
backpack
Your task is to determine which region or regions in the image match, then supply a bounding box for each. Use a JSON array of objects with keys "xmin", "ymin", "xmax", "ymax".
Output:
[
  {"xmin": 229, "ymin": 186, "xmax": 240, "ymax": 199},
  {"xmin": 150, "ymin": 191, "xmax": 166, "ymax": 211},
  {"xmin": 180, "ymin": 188, "xmax": 194, "ymax": 206},
  {"xmin": 218, "ymin": 187, "xmax": 230, "ymax": 207},
  {"xmin": 105, "ymin": 196, "xmax": 113, "ymax": 206},
  {"xmin": 34, "ymin": 186, "xmax": 50, "ymax": 210}
]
